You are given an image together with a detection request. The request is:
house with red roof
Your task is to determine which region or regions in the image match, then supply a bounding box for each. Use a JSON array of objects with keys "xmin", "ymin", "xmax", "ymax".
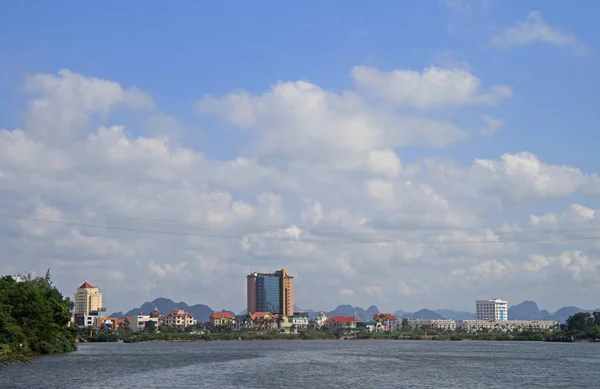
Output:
[
  {"xmin": 324, "ymin": 316, "xmax": 358, "ymax": 328},
  {"xmin": 164, "ymin": 308, "xmax": 197, "ymax": 328},
  {"xmin": 373, "ymin": 313, "xmax": 397, "ymax": 332},
  {"xmin": 210, "ymin": 312, "xmax": 235, "ymax": 326}
]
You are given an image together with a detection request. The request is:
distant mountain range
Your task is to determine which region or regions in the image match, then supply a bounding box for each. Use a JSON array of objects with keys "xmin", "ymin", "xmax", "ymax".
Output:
[
  {"xmin": 109, "ymin": 297, "xmax": 234, "ymax": 323},
  {"xmin": 110, "ymin": 298, "xmax": 599, "ymax": 323}
]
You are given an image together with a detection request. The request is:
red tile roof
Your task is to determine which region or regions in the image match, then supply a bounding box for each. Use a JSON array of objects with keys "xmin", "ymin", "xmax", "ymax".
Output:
[
  {"xmin": 78, "ymin": 282, "xmax": 95, "ymax": 289},
  {"xmin": 250, "ymin": 312, "xmax": 272, "ymax": 319},
  {"xmin": 211, "ymin": 312, "xmax": 234, "ymax": 320},
  {"xmin": 326, "ymin": 316, "xmax": 358, "ymax": 323},
  {"xmin": 374, "ymin": 313, "xmax": 397, "ymax": 320}
]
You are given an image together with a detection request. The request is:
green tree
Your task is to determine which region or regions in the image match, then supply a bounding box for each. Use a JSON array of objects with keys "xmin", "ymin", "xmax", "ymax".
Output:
[
  {"xmin": 144, "ymin": 320, "xmax": 157, "ymax": 332},
  {"xmin": 593, "ymin": 311, "xmax": 600, "ymax": 327},
  {"xmin": 401, "ymin": 318, "xmax": 409, "ymax": 330},
  {"xmin": 0, "ymin": 273, "xmax": 76, "ymax": 357},
  {"xmin": 566, "ymin": 312, "xmax": 593, "ymax": 333}
]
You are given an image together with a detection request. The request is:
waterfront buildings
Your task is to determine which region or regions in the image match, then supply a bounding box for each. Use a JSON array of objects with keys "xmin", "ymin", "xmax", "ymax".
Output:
[
  {"xmin": 131, "ymin": 314, "xmax": 160, "ymax": 331},
  {"xmin": 404, "ymin": 319, "xmax": 457, "ymax": 331},
  {"xmin": 456, "ymin": 319, "xmax": 559, "ymax": 333},
  {"xmin": 476, "ymin": 298, "xmax": 508, "ymax": 321},
  {"xmin": 291, "ymin": 312, "xmax": 310, "ymax": 330},
  {"xmin": 74, "ymin": 282, "xmax": 103, "ymax": 315},
  {"xmin": 314, "ymin": 312, "xmax": 328, "ymax": 328},
  {"xmin": 75, "ymin": 314, "xmax": 99, "ymax": 328},
  {"xmin": 324, "ymin": 316, "xmax": 358, "ymax": 328},
  {"xmin": 246, "ymin": 269, "xmax": 294, "ymax": 316},
  {"xmin": 164, "ymin": 308, "xmax": 196, "ymax": 327},
  {"xmin": 373, "ymin": 313, "xmax": 396, "ymax": 332},
  {"xmin": 210, "ymin": 312, "xmax": 235, "ymax": 327},
  {"xmin": 98, "ymin": 317, "xmax": 119, "ymax": 331}
]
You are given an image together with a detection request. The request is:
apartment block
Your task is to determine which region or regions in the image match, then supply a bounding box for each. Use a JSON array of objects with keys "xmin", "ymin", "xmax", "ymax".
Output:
[
  {"xmin": 405, "ymin": 319, "xmax": 457, "ymax": 331},
  {"xmin": 456, "ymin": 319, "xmax": 559, "ymax": 333},
  {"xmin": 74, "ymin": 282, "xmax": 103, "ymax": 315},
  {"xmin": 476, "ymin": 299, "xmax": 508, "ymax": 321}
]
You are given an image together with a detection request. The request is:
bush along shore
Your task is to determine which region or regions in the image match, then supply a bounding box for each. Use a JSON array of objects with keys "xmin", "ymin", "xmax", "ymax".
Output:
[
  {"xmin": 0, "ymin": 273, "xmax": 77, "ymax": 367},
  {"xmin": 77, "ymin": 311, "xmax": 600, "ymax": 344}
]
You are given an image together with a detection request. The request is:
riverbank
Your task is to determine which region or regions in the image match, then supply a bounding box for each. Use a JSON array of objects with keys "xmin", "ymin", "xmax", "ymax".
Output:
[{"xmin": 79, "ymin": 331, "xmax": 598, "ymax": 344}]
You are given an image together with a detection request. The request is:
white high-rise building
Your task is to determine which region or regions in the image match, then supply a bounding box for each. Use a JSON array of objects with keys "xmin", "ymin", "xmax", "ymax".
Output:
[{"xmin": 476, "ymin": 299, "xmax": 508, "ymax": 321}]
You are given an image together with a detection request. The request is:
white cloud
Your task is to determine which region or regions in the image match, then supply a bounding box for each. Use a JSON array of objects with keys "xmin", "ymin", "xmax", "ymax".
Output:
[
  {"xmin": 2, "ymin": 68, "xmax": 600, "ymax": 314},
  {"xmin": 198, "ymin": 75, "xmax": 469, "ymax": 164},
  {"xmin": 471, "ymin": 152, "xmax": 600, "ymax": 203},
  {"xmin": 365, "ymin": 149, "xmax": 402, "ymax": 178},
  {"xmin": 352, "ymin": 66, "xmax": 512, "ymax": 108},
  {"xmin": 491, "ymin": 11, "xmax": 586, "ymax": 53},
  {"xmin": 24, "ymin": 69, "xmax": 153, "ymax": 143}
]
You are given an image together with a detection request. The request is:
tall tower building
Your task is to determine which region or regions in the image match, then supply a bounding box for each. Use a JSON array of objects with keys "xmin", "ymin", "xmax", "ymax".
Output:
[
  {"xmin": 476, "ymin": 298, "xmax": 508, "ymax": 321},
  {"xmin": 74, "ymin": 282, "xmax": 103, "ymax": 315},
  {"xmin": 247, "ymin": 269, "xmax": 294, "ymax": 316}
]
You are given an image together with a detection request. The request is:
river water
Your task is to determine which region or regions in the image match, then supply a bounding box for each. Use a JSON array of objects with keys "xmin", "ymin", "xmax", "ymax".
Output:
[{"xmin": 1, "ymin": 340, "xmax": 599, "ymax": 388}]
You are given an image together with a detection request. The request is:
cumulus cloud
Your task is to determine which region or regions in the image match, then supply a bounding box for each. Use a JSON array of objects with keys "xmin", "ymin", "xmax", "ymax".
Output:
[
  {"xmin": 1, "ymin": 68, "xmax": 599, "ymax": 313},
  {"xmin": 352, "ymin": 66, "xmax": 512, "ymax": 108},
  {"xmin": 24, "ymin": 69, "xmax": 153, "ymax": 143},
  {"xmin": 471, "ymin": 152, "xmax": 600, "ymax": 203},
  {"xmin": 491, "ymin": 11, "xmax": 586, "ymax": 53}
]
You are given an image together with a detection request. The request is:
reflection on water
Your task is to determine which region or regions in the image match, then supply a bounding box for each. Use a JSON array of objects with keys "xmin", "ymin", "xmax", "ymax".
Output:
[{"xmin": 1, "ymin": 340, "xmax": 599, "ymax": 388}]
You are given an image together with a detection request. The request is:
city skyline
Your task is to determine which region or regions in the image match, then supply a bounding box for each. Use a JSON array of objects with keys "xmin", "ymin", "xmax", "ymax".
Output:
[
  {"xmin": 67, "ymin": 277, "xmax": 597, "ymax": 317},
  {"xmin": 1, "ymin": 1, "xmax": 600, "ymax": 313}
]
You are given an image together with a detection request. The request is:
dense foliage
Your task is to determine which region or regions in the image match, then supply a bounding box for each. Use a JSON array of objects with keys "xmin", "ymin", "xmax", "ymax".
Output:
[
  {"xmin": 0, "ymin": 272, "xmax": 76, "ymax": 363},
  {"xmin": 545, "ymin": 312, "xmax": 600, "ymax": 341}
]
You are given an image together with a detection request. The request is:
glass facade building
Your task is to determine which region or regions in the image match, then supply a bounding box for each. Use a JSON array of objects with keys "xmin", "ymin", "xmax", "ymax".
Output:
[
  {"xmin": 247, "ymin": 269, "xmax": 294, "ymax": 316},
  {"xmin": 257, "ymin": 276, "xmax": 281, "ymax": 314}
]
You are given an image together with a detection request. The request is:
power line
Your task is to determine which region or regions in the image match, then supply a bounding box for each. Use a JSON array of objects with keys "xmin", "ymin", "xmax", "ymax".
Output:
[
  {"xmin": 1, "ymin": 212, "xmax": 599, "ymax": 245},
  {"xmin": 3, "ymin": 205, "xmax": 599, "ymax": 233}
]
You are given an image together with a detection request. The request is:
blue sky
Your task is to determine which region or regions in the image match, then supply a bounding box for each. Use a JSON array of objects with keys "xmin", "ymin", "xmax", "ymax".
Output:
[
  {"xmin": 1, "ymin": 0, "xmax": 600, "ymax": 312},
  {"xmin": 2, "ymin": 0, "xmax": 599, "ymax": 166}
]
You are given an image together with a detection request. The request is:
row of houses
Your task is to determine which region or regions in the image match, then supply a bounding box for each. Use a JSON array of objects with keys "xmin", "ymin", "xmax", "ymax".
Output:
[
  {"xmin": 209, "ymin": 311, "xmax": 316, "ymax": 333},
  {"xmin": 74, "ymin": 308, "xmax": 197, "ymax": 331},
  {"xmin": 262, "ymin": 312, "xmax": 559, "ymax": 334}
]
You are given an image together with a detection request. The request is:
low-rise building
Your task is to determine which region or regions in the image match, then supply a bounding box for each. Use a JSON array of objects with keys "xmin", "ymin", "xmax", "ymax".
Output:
[
  {"xmin": 314, "ymin": 312, "xmax": 328, "ymax": 328},
  {"xmin": 357, "ymin": 321, "xmax": 377, "ymax": 332},
  {"xmin": 324, "ymin": 316, "xmax": 358, "ymax": 328},
  {"xmin": 210, "ymin": 312, "xmax": 235, "ymax": 327},
  {"xmin": 277, "ymin": 316, "xmax": 293, "ymax": 333},
  {"xmin": 131, "ymin": 314, "xmax": 159, "ymax": 332},
  {"xmin": 406, "ymin": 319, "xmax": 457, "ymax": 331},
  {"xmin": 373, "ymin": 313, "xmax": 397, "ymax": 332},
  {"xmin": 98, "ymin": 317, "xmax": 119, "ymax": 331},
  {"xmin": 75, "ymin": 314, "xmax": 99, "ymax": 328},
  {"xmin": 456, "ymin": 319, "xmax": 559, "ymax": 333},
  {"xmin": 291, "ymin": 313, "xmax": 310, "ymax": 330},
  {"xmin": 234, "ymin": 315, "xmax": 249, "ymax": 331},
  {"xmin": 164, "ymin": 308, "xmax": 196, "ymax": 328}
]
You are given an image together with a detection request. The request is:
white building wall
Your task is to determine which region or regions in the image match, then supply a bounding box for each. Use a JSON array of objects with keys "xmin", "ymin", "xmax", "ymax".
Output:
[
  {"xmin": 131, "ymin": 315, "xmax": 159, "ymax": 331},
  {"xmin": 476, "ymin": 299, "xmax": 508, "ymax": 321}
]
